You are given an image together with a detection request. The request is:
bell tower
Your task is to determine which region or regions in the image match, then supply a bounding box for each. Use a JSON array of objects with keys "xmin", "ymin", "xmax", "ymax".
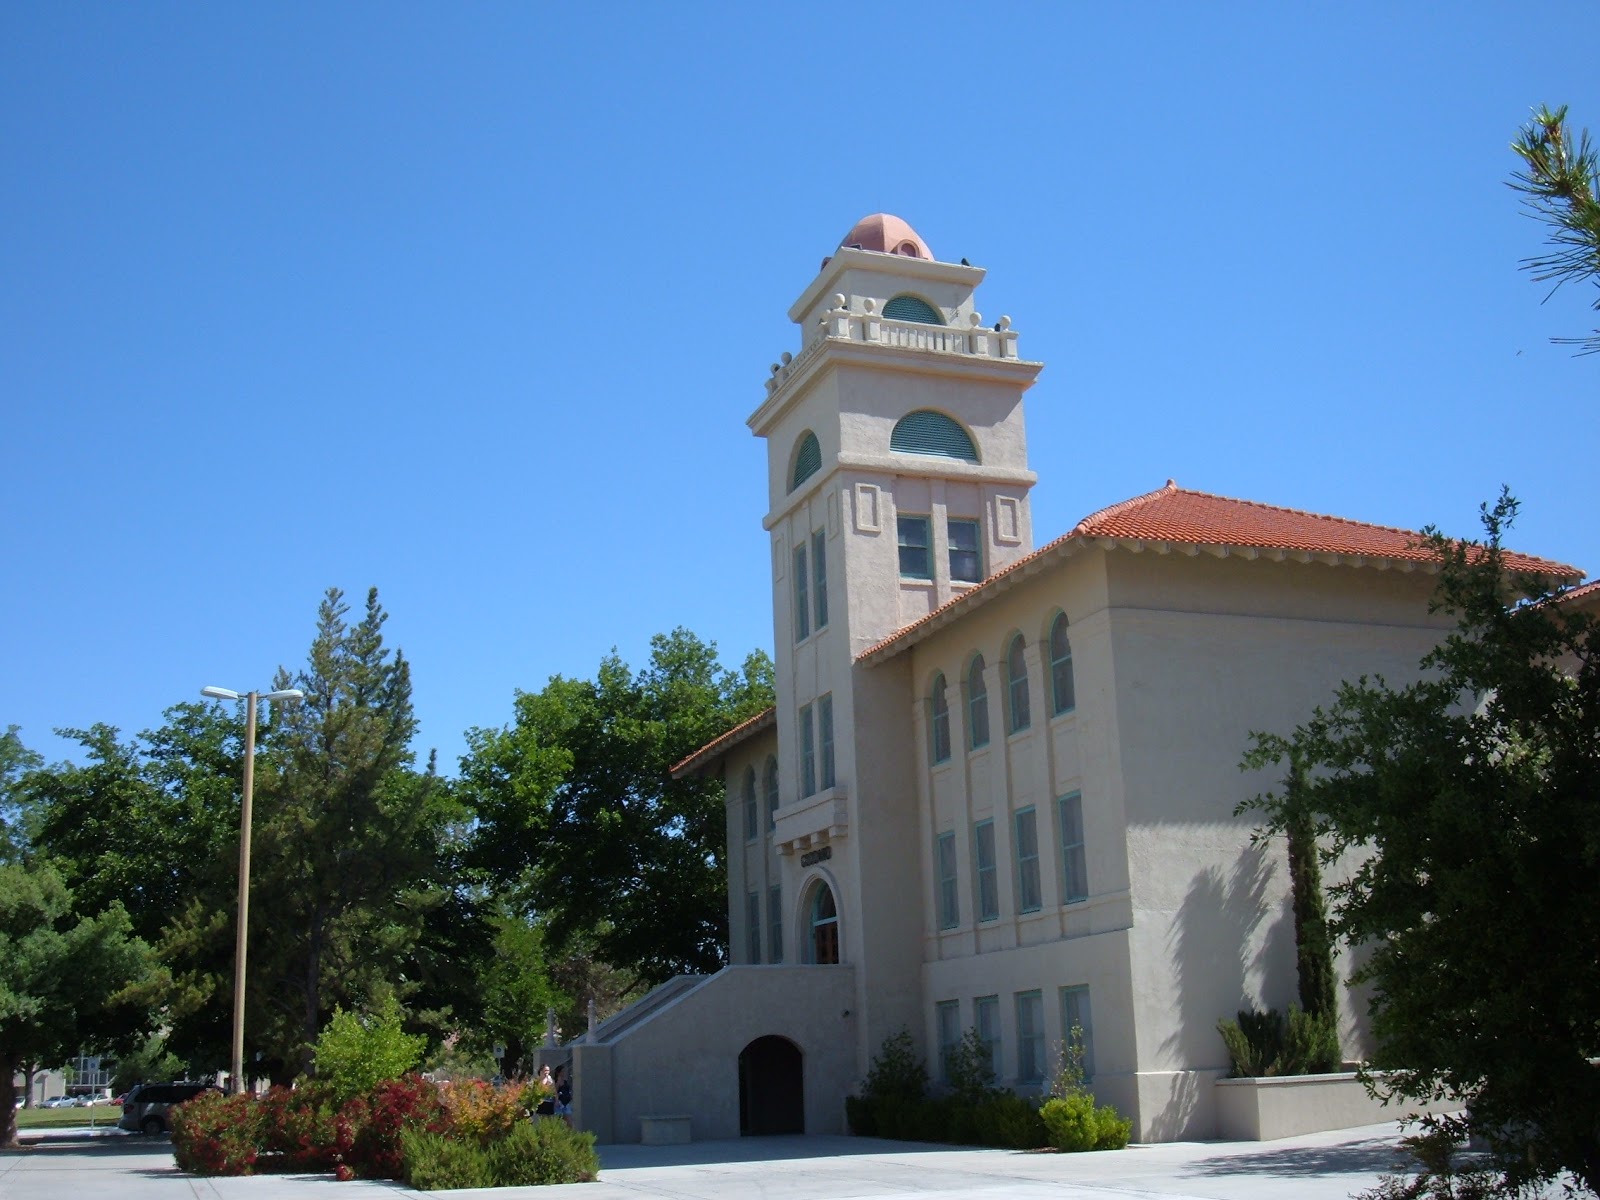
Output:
[{"xmin": 748, "ymin": 214, "xmax": 1045, "ymax": 1066}]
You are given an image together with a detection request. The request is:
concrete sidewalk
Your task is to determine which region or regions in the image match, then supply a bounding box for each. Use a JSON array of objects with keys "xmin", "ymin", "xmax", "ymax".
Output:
[{"xmin": 0, "ymin": 1121, "xmax": 1421, "ymax": 1199}]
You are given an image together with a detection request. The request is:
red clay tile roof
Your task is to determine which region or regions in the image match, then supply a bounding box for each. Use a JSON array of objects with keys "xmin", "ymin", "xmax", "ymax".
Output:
[
  {"xmin": 1558, "ymin": 579, "xmax": 1600, "ymax": 607},
  {"xmin": 858, "ymin": 480, "xmax": 1584, "ymax": 663},
  {"xmin": 669, "ymin": 706, "xmax": 776, "ymax": 779}
]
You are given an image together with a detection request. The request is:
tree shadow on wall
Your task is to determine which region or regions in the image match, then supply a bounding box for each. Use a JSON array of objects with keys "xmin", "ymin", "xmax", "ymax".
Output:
[{"xmin": 1146, "ymin": 843, "xmax": 1286, "ymax": 1140}]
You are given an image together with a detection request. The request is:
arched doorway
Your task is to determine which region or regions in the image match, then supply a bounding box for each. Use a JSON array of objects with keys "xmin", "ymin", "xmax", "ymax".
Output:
[
  {"xmin": 738, "ymin": 1035, "xmax": 803, "ymax": 1135},
  {"xmin": 807, "ymin": 882, "xmax": 839, "ymax": 964}
]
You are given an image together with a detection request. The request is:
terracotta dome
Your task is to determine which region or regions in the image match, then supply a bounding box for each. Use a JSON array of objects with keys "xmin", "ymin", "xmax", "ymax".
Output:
[{"xmin": 838, "ymin": 213, "xmax": 933, "ymax": 260}]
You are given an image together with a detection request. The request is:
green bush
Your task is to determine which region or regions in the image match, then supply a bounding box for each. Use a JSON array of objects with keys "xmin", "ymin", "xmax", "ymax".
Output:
[
  {"xmin": 861, "ymin": 1028, "xmax": 928, "ymax": 1103},
  {"xmin": 1219, "ymin": 1004, "xmax": 1339, "ymax": 1077},
  {"xmin": 973, "ymin": 1090, "xmax": 1047, "ymax": 1149},
  {"xmin": 313, "ymin": 994, "xmax": 427, "ymax": 1105},
  {"xmin": 1040, "ymin": 1093, "xmax": 1098, "ymax": 1152},
  {"xmin": 486, "ymin": 1119, "xmax": 600, "ymax": 1186},
  {"xmin": 400, "ymin": 1129, "xmax": 494, "ymax": 1190},
  {"xmin": 844, "ymin": 1094, "xmax": 876, "ymax": 1137}
]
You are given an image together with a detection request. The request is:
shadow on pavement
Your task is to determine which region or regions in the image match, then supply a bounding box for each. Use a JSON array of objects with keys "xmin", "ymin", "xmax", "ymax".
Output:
[
  {"xmin": 1187, "ymin": 1135, "xmax": 1408, "ymax": 1179},
  {"xmin": 597, "ymin": 1133, "xmax": 1005, "ymax": 1170}
]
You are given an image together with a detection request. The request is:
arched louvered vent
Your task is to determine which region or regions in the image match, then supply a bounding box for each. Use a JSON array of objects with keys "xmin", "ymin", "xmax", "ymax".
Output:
[
  {"xmin": 883, "ymin": 294, "xmax": 943, "ymax": 325},
  {"xmin": 790, "ymin": 431, "xmax": 821, "ymax": 491},
  {"xmin": 890, "ymin": 410, "xmax": 978, "ymax": 463}
]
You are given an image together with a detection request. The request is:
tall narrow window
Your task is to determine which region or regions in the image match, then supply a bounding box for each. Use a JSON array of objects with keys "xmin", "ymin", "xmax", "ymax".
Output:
[
  {"xmin": 1016, "ymin": 990, "xmax": 1045, "ymax": 1082},
  {"xmin": 799, "ymin": 703, "xmax": 816, "ymax": 797},
  {"xmin": 818, "ymin": 693, "xmax": 835, "ymax": 789},
  {"xmin": 1049, "ymin": 613, "xmax": 1076, "ymax": 715},
  {"xmin": 1015, "ymin": 807, "xmax": 1041, "ymax": 913},
  {"xmin": 1058, "ymin": 792, "xmax": 1088, "ymax": 903},
  {"xmin": 935, "ymin": 831, "xmax": 959, "ymax": 930},
  {"xmin": 812, "ymin": 529, "xmax": 828, "ymax": 629},
  {"xmin": 742, "ymin": 766, "xmax": 758, "ymax": 842},
  {"xmin": 1060, "ymin": 986, "xmax": 1095, "ymax": 1081},
  {"xmin": 809, "ymin": 884, "xmax": 839, "ymax": 964},
  {"xmin": 936, "ymin": 1000, "xmax": 961, "ymax": 1083},
  {"xmin": 768, "ymin": 885, "xmax": 783, "ymax": 963},
  {"xmin": 930, "ymin": 674, "xmax": 951, "ymax": 763},
  {"xmin": 897, "ymin": 515, "xmax": 931, "ymax": 579},
  {"xmin": 967, "ymin": 655, "xmax": 990, "ymax": 749},
  {"xmin": 974, "ymin": 820, "xmax": 999, "ymax": 921},
  {"xmin": 764, "ymin": 756, "xmax": 779, "ymax": 831},
  {"xmin": 948, "ymin": 518, "xmax": 982, "ymax": 583},
  {"xmin": 975, "ymin": 995, "xmax": 1001, "ymax": 1082},
  {"xmin": 1005, "ymin": 635, "xmax": 1031, "ymax": 733},
  {"xmin": 746, "ymin": 892, "xmax": 761, "ymax": 963},
  {"xmin": 793, "ymin": 543, "xmax": 810, "ymax": 642}
]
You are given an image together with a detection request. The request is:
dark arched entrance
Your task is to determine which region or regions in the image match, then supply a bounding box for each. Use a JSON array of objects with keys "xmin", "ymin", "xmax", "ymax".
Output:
[{"xmin": 738, "ymin": 1035, "xmax": 804, "ymax": 1135}]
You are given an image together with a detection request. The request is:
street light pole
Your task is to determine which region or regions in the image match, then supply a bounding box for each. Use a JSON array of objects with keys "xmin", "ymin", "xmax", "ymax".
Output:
[{"xmin": 202, "ymin": 685, "xmax": 304, "ymax": 1095}]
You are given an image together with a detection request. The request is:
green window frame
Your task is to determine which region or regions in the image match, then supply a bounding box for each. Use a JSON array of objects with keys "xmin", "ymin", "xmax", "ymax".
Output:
[
  {"xmin": 1005, "ymin": 635, "xmax": 1031, "ymax": 733},
  {"xmin": 818, "ymin": 693, "xmax": 835, "ymax": 789},
  {"xmin": 790, "ymin": 432, "xmax": 821, "ymax": 492},
  {"xmin": 764, "ymin": 755, "xmax": 779, "ymax": 831},
  {"xmin": 966, "ymin": 655, "xmax": 990, "ymax": 749},
  {"xmin": 883, "ymin": 294, "xmax": 944, "ymax": 324},
  {"xmin": 975, "ymin": 995, "xmax": 1001, "ymax": 1081},
  {"xmin": 812, "ymin": 529, "xmax": 828, "ymax": 629},
  {"xmin": 1058, "ymin": 792, "xmax": 1087, "ymax": 903},
  {"xmin": 890, "ymin": 409, "xmax": 978, "ymax": 462},
  {"xmin": 897, "ymin": 515, "xmax": 931, "ymax": 579},
  {"xmin": 742, "ymin": 766, "xmax": 758, "ymax": 842},
  {"xmin": 1016, "ymin": 990, "xmax": 1045, "ymax": 1083},
  {"xmin": 1015, "ymin": 807, "xmax": 1041, "ymax": 913},
  {"xmin": 930, "ymin": 673, "xmax": 952, "ymax": 763},
  {"xmin": 768, "ymin": 885, "xmax": 783, "ymax": 963},
  {"xmin": 1049, "ymin": 613, "xmax": 1076, "ymax": 715},
  {"xmin": 793, "ymin": 542, "xmax": 810, "ymax": 642},
  {"xmin": 948, "ymin": 517, "xmax": 982, "ymax": 583},
  {"xmin": 936, "ymin": 999, "xmax": 961, "ymax": 1083},
  {"xmin": 935, "ymin": 831, "xmax": 959, "ymax": 930},
  {"xmin": 974, "ymin": 819, "xmax": 999, "ymax": 922},
  {"xmin": 799, "ymin": 702, "xmax": 816, "ymax": 797}
]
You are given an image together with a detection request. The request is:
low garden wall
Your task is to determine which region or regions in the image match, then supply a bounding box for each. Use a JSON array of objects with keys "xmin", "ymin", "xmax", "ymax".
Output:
[{"xmin": 1214, "ymin": 1072, "xmax": 1453, "ymax": 1141}]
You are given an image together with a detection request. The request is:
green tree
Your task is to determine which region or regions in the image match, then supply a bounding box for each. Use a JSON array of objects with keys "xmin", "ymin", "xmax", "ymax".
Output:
[
  {"xmin": 1511, "ymin": 104, "xmax": 1600, "ymax": 354},
  {"xmin": 0, "ymin": 726, "xmax": 44, "ymax": 863},
  {"xmin": 460, "ymin": 629, "xmax": 773, "ymax": 989},
  {"xmin": 312, "ymin": 993, "xmax": 426, "ymax": 1103},
  {"xmin": 1242, "ymin": 492, "xmax": 1598, "ymax": 1195},
  {"xmin": 0, "ymin": 861, "xmax": 152, "ymax": 1148}
]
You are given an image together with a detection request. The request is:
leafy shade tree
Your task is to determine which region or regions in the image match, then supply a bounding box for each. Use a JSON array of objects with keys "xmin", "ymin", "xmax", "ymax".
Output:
[
  {"xmin": 0, "ymin": 862, "xmax": 152, "ymax": 1148},
  {"xmin": 0, "ymin": 726, "xmax": 44, "ymax": 863},
  {"xmin": 1511, "ymin": 104, "xmax": 1600, "ymax": 354},
  {"xmin": 1242, "ymin": 492, "xmax": 1598, "ymax": 1195},
  {"xmin": 312, "ymin": 994, "xmax": 427, "ymax": 1104},
  {"xmin": 460, "ymin": 630, "xmax": 773, "ymax": 990}
]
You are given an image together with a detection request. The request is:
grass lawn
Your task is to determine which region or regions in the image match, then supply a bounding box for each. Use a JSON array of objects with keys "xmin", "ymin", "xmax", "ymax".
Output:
[{"xmin": 13, "ymin": 1105, "xmax": 122, "ymax": 1130}]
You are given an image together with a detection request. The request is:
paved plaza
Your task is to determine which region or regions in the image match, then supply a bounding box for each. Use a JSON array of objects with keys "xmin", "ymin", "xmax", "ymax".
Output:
[{"xmin": 1, "ymin": 1121, "xmax": 1423, "ymax": 1200}]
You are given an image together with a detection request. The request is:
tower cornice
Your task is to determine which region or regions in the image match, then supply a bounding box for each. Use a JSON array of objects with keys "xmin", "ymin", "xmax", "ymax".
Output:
[{"xmin": 788, "ymin": 247, "xmax": 985, "ymax": 323}]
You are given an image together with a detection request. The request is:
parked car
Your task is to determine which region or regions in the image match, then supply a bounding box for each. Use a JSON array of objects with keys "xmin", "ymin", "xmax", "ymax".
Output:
[
  {"xmin": 117, "ymin": 1082, "xmax": 220, "ymax": 1134},
  {"xmin": 43, "ymin": 1096, "xmax": 79, "ymax": 1108}
]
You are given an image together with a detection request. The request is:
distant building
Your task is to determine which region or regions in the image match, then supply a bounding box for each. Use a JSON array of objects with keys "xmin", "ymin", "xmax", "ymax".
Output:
[{"xmin": 567, "ymin": 215, "xmax": 1581, "ymax": 1144}]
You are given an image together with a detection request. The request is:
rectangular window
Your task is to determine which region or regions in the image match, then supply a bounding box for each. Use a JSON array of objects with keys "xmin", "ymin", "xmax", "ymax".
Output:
[
  {"xmin": 747, "ymin": 892, "xmax": 761, "ymax": 963},
  {"xmin": 812, "ymin": 529, "xmax": 828, "ymax": 629},
  {"xmin": 818, "ymin": 693, "xmax": 835, "ymax": 789},
  {"xmin": 765, "ymin": 765, "xmax": 779, "ymax": 831},
  {"xmin": 793, "ymin": 543, "xmax": 810, "ymax": 641},
  {"xmin": 799, "ymin": 703, "xmax": 816, "ymax": 797},
  {"xmin": 936, "ymin": 1000, "xmax": 961, "ymax": 1084},
  {"xmin": 769, "ymin": 885, "xmax": 783, "ymax": 963},
  {"xmin": 744, "ymin": 781, "xmax": 758, "ymax": 842},
  {"xmin": 1016, "ymin": 989, "xmax": 1045, "ymax": 1083},
  {"xmin": 1060, "ymin": 986, "xmax": 1095, "ymax": 1081},
  {"xmin": 936, "ymin": 832, "xmax": 959, "ymax": 929},
  {"xmin": 1015, "ymin": 807, "xmax": 1042, "ymax": 913},
  {"xmin": 897, "ymin": 514, "xmax": 931, "ymax": 579},
  {"xmin": 948, "ymin": 518, "xmax": 982, "ymax": 583},
  {"xmin": 974, "ymin": 819, "xmax": 999, "ymax": 921},
  {"xmin": 975, "ymin": 995, "xmax": 1001, "ymax": 1081},
  {"xmin": 1058, "ymin": 792, "xmax": 1088, "ymax": 903}
]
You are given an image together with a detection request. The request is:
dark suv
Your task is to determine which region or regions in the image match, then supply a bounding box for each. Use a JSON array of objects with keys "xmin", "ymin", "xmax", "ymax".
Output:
[{"xmin": 117, "ymin": 1082, "xmax": 220, "ymax": 1134}]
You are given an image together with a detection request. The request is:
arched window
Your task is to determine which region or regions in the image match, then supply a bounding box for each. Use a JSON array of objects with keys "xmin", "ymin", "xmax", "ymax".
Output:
[
  {"xmin": 1049, "ymin": 613, "xmax": 1076, "ymax": 716},
  {"xmin": 1005, "ymin": 635, "xmax": 1031, "ymax": 734},
  {"xmin": 808, "ymin": 883, "xmax": 840, "ymax": 964},
  {"xmin": 764, "ymin": 755, "xmax": 780, "ymax": 831},
  {"xmin": 930, "ymin": 673, "xmax": 951, "ymax": 764},
  {"xmin": 890, "ymin": 410, "xmax": 978, "ymax": 463},
  {"xmin": 743, "ymin": 766, "xmax": 758, "ymax": 841},
  {"xmin": 883, "ymin": 294, "xmax": 943, "ymax": 324},
  {"xmin": 790, "ymin": 431, "xmax": 821, "ymax": 492},
  {"xmin": 967, "ymin": 655, "xmax": 990, "ymax": 749}
]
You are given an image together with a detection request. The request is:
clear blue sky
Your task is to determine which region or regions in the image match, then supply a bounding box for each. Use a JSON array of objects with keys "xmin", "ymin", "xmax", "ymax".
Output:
[{"xmin": 4, "ymin": 3, "xmax": 1596, "ymax": 775}]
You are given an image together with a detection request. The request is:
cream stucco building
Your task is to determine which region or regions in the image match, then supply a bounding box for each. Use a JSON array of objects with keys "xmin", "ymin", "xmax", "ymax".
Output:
[{"xmin": 567, "ymin": 214, "xmax": 1578, "ymax": 1146}]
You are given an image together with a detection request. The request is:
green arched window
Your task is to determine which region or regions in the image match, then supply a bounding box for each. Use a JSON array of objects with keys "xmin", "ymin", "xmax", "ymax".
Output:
[
  {"xmin": 883, "ymin": 294, "xmax": 943, "ymax": 324},
  {"xmin": 891, "ymin": 410, "xmax": 978, "ymax": 463},
  {"xmin": 790, "ymin": 431, "xmax": 821, "ymax": 492}
]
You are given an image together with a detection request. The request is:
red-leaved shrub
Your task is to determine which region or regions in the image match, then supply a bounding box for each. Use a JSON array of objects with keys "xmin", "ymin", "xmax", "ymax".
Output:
[
  {"xmin": 438, "ymin": 1079, "xmax": 533, "ymax": 1144},
  {"xmin": 255, "ymin": 1082, "xmax": 339, "ymax": 1172},
  {"xmin": 171, "ymin": 1091, "xmax": 260, "ymax": 1176},
  {"xmin": 339, "ymin": 1074, "xmax": 448, "ymax": 1179}
]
